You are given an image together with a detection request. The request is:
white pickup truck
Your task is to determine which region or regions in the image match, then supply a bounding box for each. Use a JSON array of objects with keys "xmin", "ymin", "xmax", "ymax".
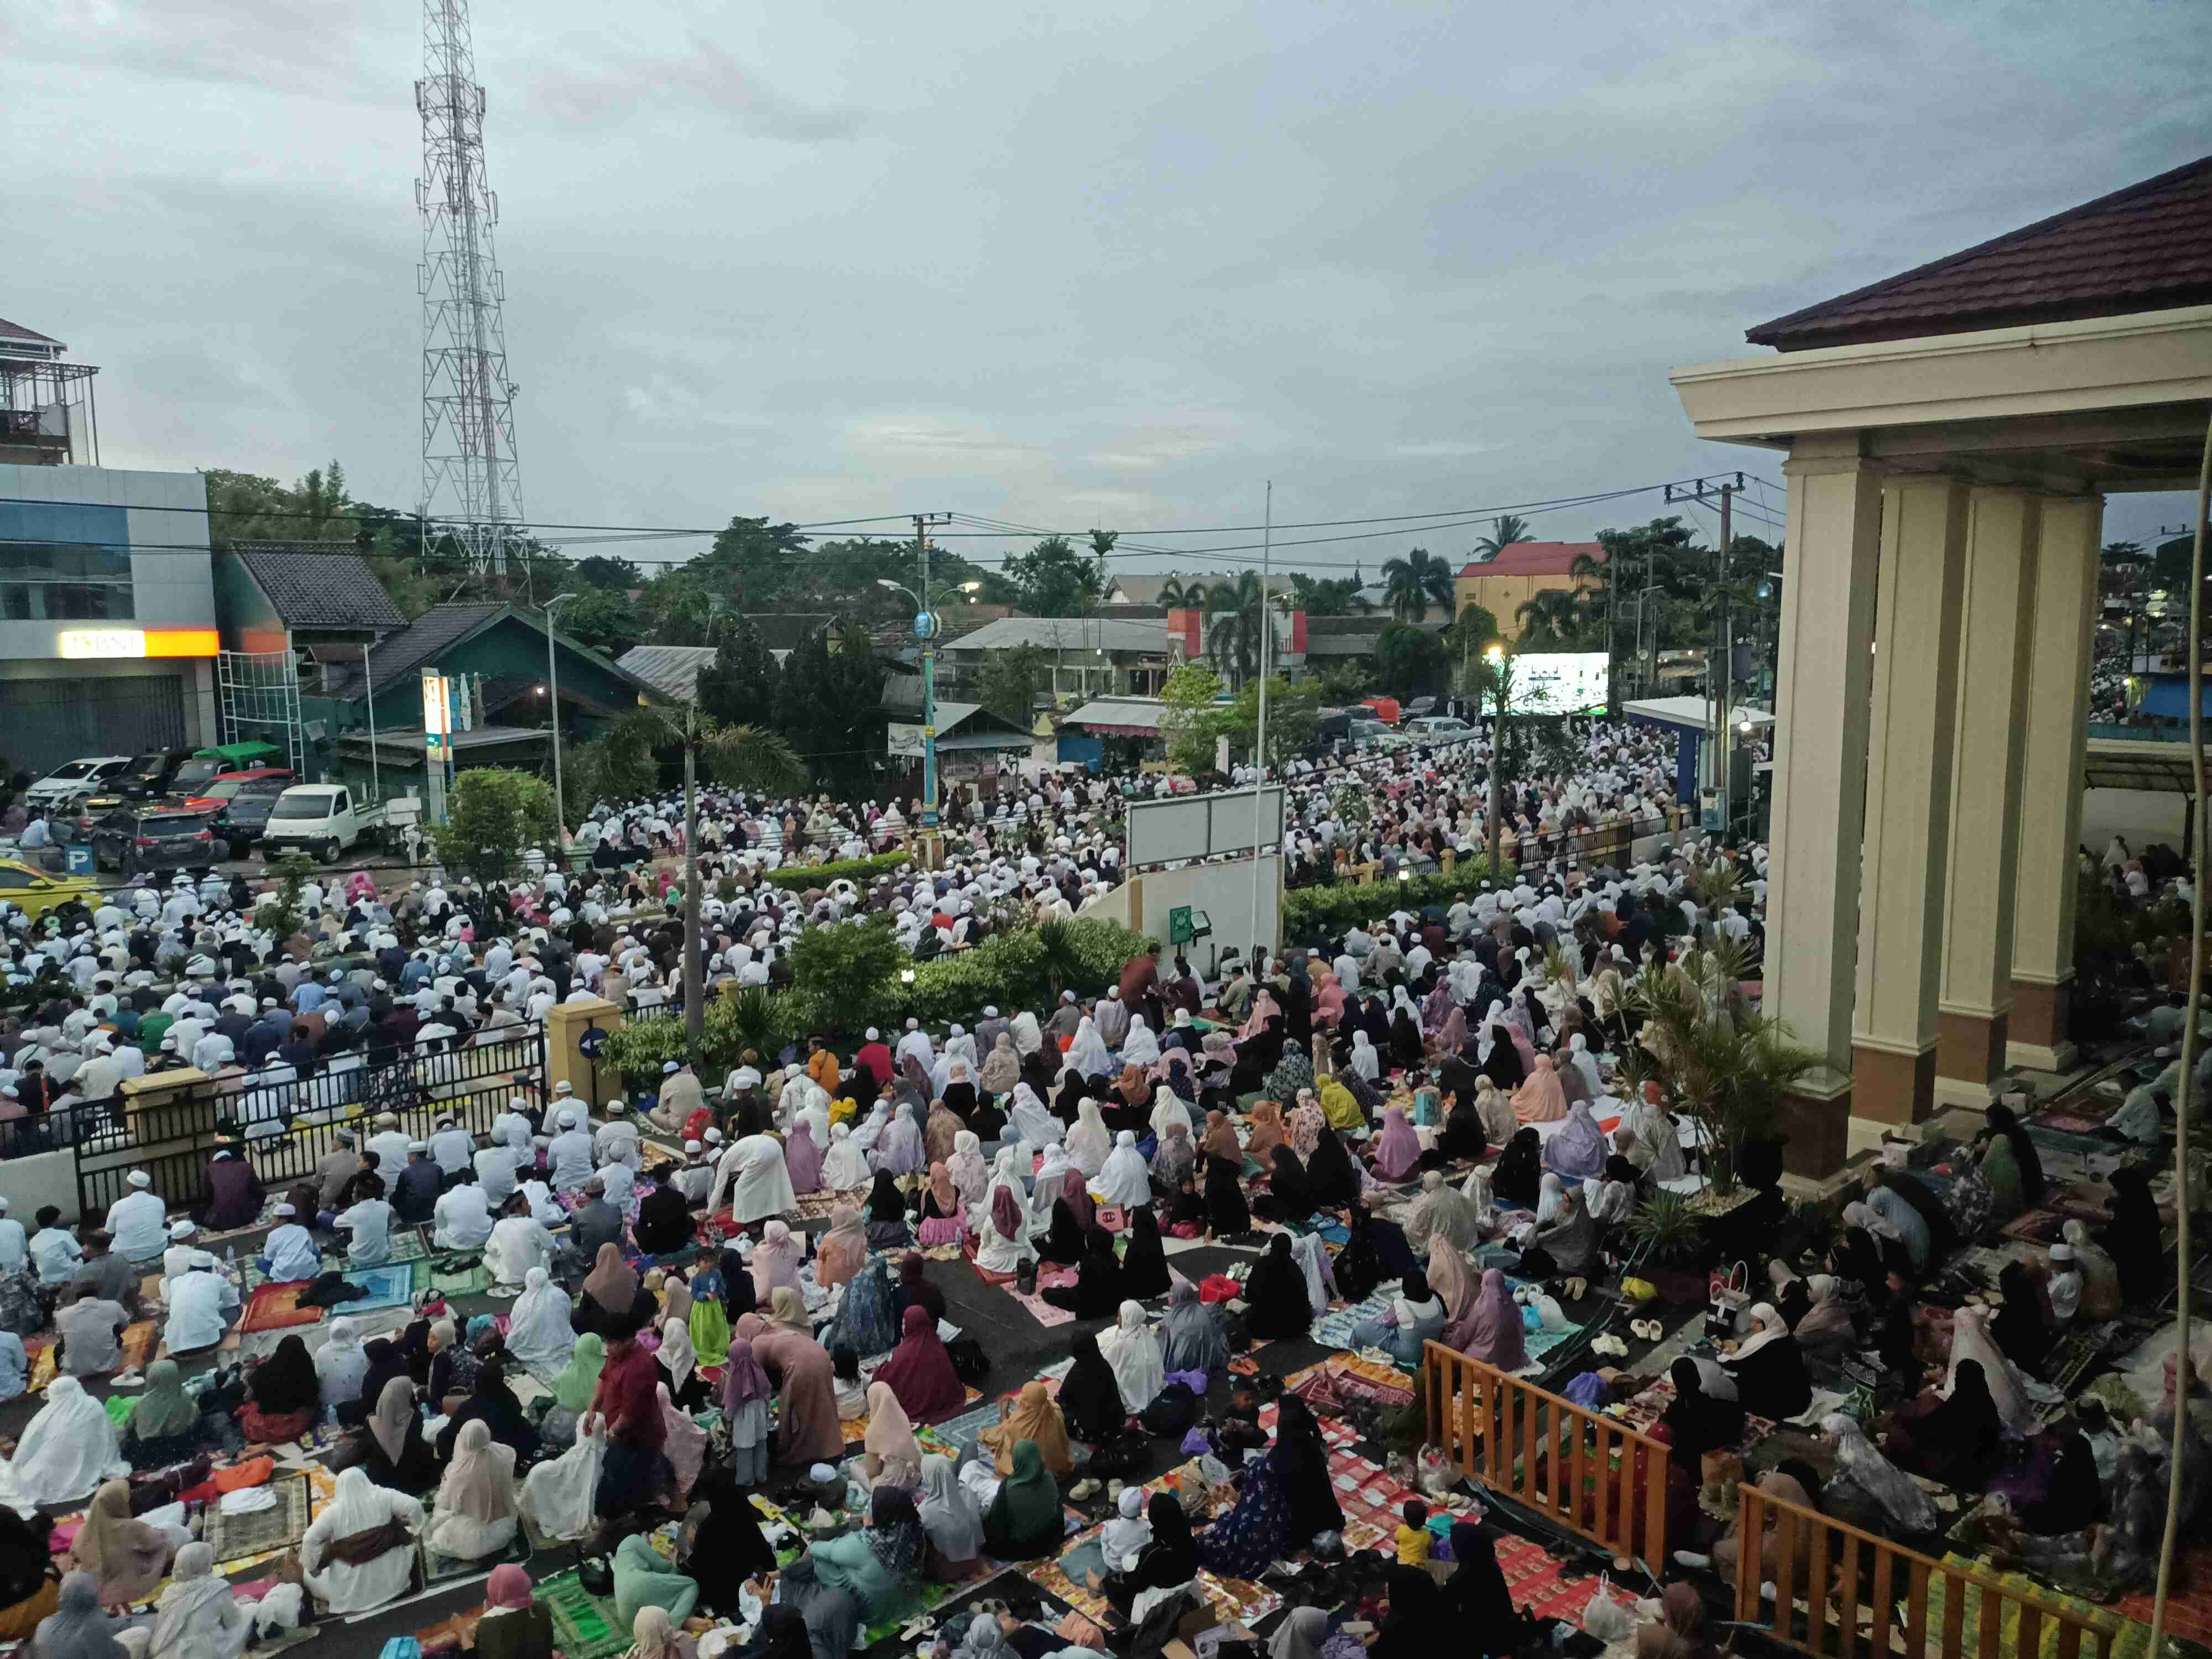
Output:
[{"xmin": 258, "ymin": 785, "xmax": 421, "ymax": 862}]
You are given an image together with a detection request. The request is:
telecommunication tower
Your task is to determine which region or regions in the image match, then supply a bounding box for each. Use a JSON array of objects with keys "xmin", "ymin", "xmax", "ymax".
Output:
[{"xmin": 416, "ymin": 0, "xmax": 525, "ymax": 577}]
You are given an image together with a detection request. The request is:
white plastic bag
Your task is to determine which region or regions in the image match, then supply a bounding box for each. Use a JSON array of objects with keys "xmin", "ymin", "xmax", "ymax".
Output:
[
  {"xmin": 523, "ymin": 1415, "xmax": 604, "ymax": 1541},
  {"xmin": 1580, "ymin": 1579, "xmax": 1638, "ymax": 1644}
]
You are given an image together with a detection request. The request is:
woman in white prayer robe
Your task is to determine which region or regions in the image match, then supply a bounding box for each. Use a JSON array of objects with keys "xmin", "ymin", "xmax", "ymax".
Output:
[
  {"xmin": 11, "ymin": 1376, "xmax": 123, "ymax": 1506},
  {"xmin": 717, "ymin": 1134, "xmax": 798, "ymax": 1223},
  {"xmin": 504, "ymin": 1267, "xmax": 576, "ymax": 1376},
  {"xmin": 1095, "ymin": 1131, "xmax": 1152, "ymax": 1209}
]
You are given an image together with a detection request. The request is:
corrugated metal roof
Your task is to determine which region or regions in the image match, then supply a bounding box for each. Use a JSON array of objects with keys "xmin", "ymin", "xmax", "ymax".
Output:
[
  {"xmin": 617, "ymin": 644, "xmax": 718, "ymax": 703},
  {"xmin": 322, "ymin": 604, "xmax": 504, "ymax": 698},
  {"xmin": 0, "ymin": 316, "xmax": 61, "ymax": 346},
  {"xmin": 1747, "ymin": 154, "xmax": 2212, "ymax": 351},
  {"xmin": 942, "ymin": 615, "xmax": 1171, "ymax": 655},
  {"xmin": 1063, "ymin": 697, "xmax": 1168, "ymax": 732}
]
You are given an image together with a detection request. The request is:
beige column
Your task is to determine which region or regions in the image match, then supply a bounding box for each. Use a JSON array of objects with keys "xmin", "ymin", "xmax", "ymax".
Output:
[
  {"xmin": 2010, "ymin": 494, "xmax": 2104, "ymax": 1070},
  {"xmin": 1851, "ymin": 476, "xmax": 1970, "ymax": 1125},
  {"xmin": 1933, "ymin": 488, "xmax": 2042, "ymax": 1109},
  {"xmin": 1765, "ymin": 435, "xmax": 1884, "ymax": 1175}
]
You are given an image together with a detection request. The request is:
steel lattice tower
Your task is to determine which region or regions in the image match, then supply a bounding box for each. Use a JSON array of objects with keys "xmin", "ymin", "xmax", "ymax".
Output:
[{"xmin": 416, "ymin": 0, "xmax": 524, "ymax": 576}]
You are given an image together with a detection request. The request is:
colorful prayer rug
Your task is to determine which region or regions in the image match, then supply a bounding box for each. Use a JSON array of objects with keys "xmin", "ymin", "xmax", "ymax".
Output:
[
  {"xmin": 416, "ymin": 1255, "xmax": 492, "ymax": 1298},
  {"xmin": 238, "ymin": 1284, "xmax": 325, "ymax": 1333},
  {"xmin": 341, "ymin": 1264, "xmax": 416, "ymax": 1313},
  {"xmin": 536, "ymin": 1567, "xmax": 634, "ymax": 1659},
  {"xmin": 1021, "ymin": 1458, "xmax": 1282, "ymax": 1630},
  {"xmin": 201, "ymin": 1473, "xmax": 314, "ymax": 1567}
]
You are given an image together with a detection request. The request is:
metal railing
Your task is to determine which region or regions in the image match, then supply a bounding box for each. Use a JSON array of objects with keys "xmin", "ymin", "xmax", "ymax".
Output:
[
  {"xmin": 1730, "ymin": 1484, "xmax": 2125, "ymax": 1659},
  {"xmin": 71, "ymin": 1022, "xmax": 546, "ymax": 1216},
  {"xmin": 1423, "ymin": 1342, "xmax": 1668, "ymax": 1566}
]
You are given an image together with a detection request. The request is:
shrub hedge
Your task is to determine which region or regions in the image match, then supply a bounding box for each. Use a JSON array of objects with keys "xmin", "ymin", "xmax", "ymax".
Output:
[
  {"xmin": 599, "ymin": 914, "xmax": 1154, "ymax": 1088},
  {"xmin": 759, "ymin": 851, "xmax": 912, "ymax": 890},
  {"xmin": 1281, "ymin": 857, "xmax": 1512, "ymax": 946}
]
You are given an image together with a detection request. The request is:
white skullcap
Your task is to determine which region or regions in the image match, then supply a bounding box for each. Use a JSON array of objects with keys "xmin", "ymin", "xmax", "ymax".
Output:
[
  {"xmin": 684, "ymin": 1140, "xmax": 703, "ymax": 1154},
  {"xmin": 128, "ymin": 1171, "xmax": 150, "ymax": 1188},
  {"xmin": 170, "ymin": 1219, "xmax": 196, "ymax": 1239},
  {"xmin": 661, "ymin": 1060, "xmax": 679, "ymax": 1074}
]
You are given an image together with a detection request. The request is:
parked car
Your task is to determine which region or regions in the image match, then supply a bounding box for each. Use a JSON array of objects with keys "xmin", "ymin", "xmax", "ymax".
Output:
[
  {"xmin": 90, "ymin": 805, "xmax": 230, "ymax": 875},
  {"xmin": 166, "ymin": 750, "xmax": 278, "ymax": 799},
  {"xmin": 1404, "ymin": 696, "xmax": 1442, "ymax": 719},
  {"xmin": 1359, "ymin": 696, "xmax": 1403, "ymax": 727},
  {"xmin": 1405, "ymin": 715, "xmax": 1475, "ymax": 743},
  {"xmin": 181, "ymin": 766, "xmax": 296, "ymax": 812},
  {"xmin": 211, "ymin": 776, "xmax": 295, "ymax": 847},
  {"xmin": 1348, "ymin": 717, "xmax": 1395, "ymax": 750},
  {"xmin": 114, "ymin": 748, "xmax": 197, "ymax": 799},
  {"xmin": 24, "ymin": 756, "xmax": 133, "ymax": 809},
  {"xmin": 0, "ymin": 859, "xmax": 98, "ymax": 920},
  {"xmin": 258, "ymin": 784, "xmax": 389, "ymax": 862}
]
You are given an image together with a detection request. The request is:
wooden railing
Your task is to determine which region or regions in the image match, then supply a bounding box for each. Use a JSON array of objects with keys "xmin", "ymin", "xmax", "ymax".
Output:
[
  {"xmin": 1731, "ymin": 1485, "xmax": 2126, "ymax": 1659},
  {"xmin": 1423, "ymin": 1342, "xmax": 1668, "ymax": 1566}
]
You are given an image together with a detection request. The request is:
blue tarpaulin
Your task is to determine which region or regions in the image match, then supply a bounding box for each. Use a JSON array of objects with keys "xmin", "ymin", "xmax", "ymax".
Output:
[{"xmin": 2137, "ymin": 678, "xmax": 2212, "ymax": 719}]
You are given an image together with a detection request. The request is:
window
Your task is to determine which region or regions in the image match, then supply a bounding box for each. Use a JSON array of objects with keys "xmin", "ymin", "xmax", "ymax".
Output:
[
  {"xmin": 0, "ymin": 869, "xmax": 35, "ymax": 890},
  {"xmin": 0, "ymin": 502, "xmax": 134, "ymax": 622}
]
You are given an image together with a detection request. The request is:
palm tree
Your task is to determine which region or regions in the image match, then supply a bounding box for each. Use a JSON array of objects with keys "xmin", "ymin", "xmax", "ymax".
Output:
[
  {"xmin": 1158, "ymin": 573, "xmax": 1201, "ymax": 608},
  {"xmin": 1472, "ymin": 514, "xmax": 1533, "ymax": 561},
  {"xmin": 1515, "ymin": 588, "xmax": 1587, "ymax": 649},
  {"xmin": 1379, "ymin": 547, "xmax": 1456, "ymax": 623},
  {"xmin": 628, "ymin": 705, "xmax": 807, "ymax": 1041},
  {"xmin": 1203, "ymin": 571, "xmax": 1275, "ymax": 686}
]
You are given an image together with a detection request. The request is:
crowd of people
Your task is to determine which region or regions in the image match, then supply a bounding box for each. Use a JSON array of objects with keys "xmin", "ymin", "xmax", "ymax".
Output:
[{"xmin": 0, "ymin": 714, "xmax": 2193, "ymax": 1659}]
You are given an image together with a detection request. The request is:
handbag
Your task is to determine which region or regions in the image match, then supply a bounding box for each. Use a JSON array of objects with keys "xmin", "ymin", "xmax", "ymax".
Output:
[
  {"xmin": 947, "ymin": 1335, "xmax": 990, "ymax": 1386},
  {"xmin": 576, "ymin": 1554, "xmax": 615, "ymax": 1598},
  {"xmin": 1707, "ymin": 1259, "xmax": 1750, "ymax": 1338}
]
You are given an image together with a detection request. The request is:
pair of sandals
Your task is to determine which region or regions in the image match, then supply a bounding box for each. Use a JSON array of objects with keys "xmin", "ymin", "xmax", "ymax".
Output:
[{"xmin": 1625, "ymin": 1317, "xmax": 1664, "ymax": 1342}]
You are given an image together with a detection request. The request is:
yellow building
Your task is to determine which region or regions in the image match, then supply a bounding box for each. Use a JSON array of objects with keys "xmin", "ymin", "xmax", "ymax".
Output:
[{"xmin": 1453, "ymin": 541, "xmax": 1605, "ymax": 639}]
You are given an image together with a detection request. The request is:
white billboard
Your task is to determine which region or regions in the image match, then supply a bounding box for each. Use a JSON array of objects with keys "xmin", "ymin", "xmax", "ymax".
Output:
[
  {"xmin": 1126, "ymin": 785, "xmax": 1286, "ymax": 870},
  {"xmin": 1506, "ymin": 651, "xmax": 1609, "ymax": 716}
]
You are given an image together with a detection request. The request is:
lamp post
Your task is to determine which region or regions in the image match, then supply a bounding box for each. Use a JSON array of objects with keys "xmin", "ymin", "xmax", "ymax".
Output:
[
  {"xmin": 878, "ymin": 576, "xmax": 980, "ymax": 870},
  {"xmin": 1485, "ymin": 642, "xmax": 1506, "ymax": 880},
  {"xmin": 544, "ymin": 592, "xmax": 577, "ymax": 848}
]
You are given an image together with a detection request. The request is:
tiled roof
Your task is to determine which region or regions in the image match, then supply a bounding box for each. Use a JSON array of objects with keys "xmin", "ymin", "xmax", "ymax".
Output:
[
  {"xmin": 1457, "ymin": 541, "xmax": 1604, "ymax": 580},
  {"xmin": 944, "ymin": 615, "xmax": 1170, "ymax": 655},
  {"xmin": 1748, "ymin": 154, "xmax": 2212, "ymax": 351},
  {"xmin": 321, "ymin": 603, "xmax": 505, "ymax": 698},
  {"xmin": 231, "ymin": 544, "xmax": 410, "ymax": 631},
  {"xmin": 0, "ymin": 317, "xmax": 60, "ymax": 346}
]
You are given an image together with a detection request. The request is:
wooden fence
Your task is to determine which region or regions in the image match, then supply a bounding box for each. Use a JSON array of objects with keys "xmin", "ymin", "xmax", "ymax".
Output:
[
  {"xmin": 1422, "ymin": 1342, "xmax": 1668, "ymax": 1566},
  {"xmin": 1730, "ymin": 1484, "xmax": 2126, "ymax": 1659}
]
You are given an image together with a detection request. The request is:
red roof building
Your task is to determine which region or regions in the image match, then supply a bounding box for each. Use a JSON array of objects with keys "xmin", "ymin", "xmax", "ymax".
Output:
[{"xmin": 1454, "ymin": 541, "xmax": 1604, "ymax": 580}]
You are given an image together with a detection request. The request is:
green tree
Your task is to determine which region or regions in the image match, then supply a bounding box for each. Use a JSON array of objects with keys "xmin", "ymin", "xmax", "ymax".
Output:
[
  {"xmin": 1288, "ymin": 572, "xmax": 1369, "ymax": 616},
  {"xmin": 1379, "ymin": 547, "xmax": 1455, "ymax": 622},
  {"xmin": 1002, "ymin": 535, "xmax": 1110, "ymax": 616},
  {"xmin": 1373, "ymin": 621, "xmax": 1451, "ymax": 698},
  {"xmin": 1157, "ymin": 573, "xmax": 1202, "ymax": 608},
  {"xmin": 635, "ymin": 571, "xmax": 719, "ymax": 644},
  {"xmin": 1220, "ymin": 675, "xmax": 1322, "ymax": 769},
  {"xmin": 773, "ymin": 622, "xmax": 885, "ymax": 797},
  {"xmin": 575, "ymin": 554, "xmax": 643, "ymax": 591},
  {"xmin": 1514, "ymin": 587, "xmax": 1592, "ymax": 649},
  {"xmin": 554, "ymin": 586, "xmax": 643, "ymax": 656},
  {"xmin": 1314, "ymin": 662, "xmax": 1374, "ymax": 705},
  {"xmin": 789, "ymin": 913, "xmax": 904, "ymax": 1024},
  {"xmin": 560, "ymin": 717, "xmax": 662, "ymax": 820},
  {"xmin": 1471, "ymin": 514, "xmax": 1532, "ymax": 560},
  {"xmin": 1446, "ymin": 602, "xmax": 1502, "ymax": 670},
  {"xmin": 695, "ymin": 614, "xmax": 782, "ymax": 727},
  {"xmin": 435, "ymin": 768, "xmax": 560, "ymax": 882},
  {"xmin": 975, "ymin": 643, "xmax": 1050, "ymax": 728},
  {"xmin": 1157, "ymin": 662, "xmax": 1228, "ymax": 775},
  {"xmin": 700, "ymin": 517, "xmax": 811, "ymax": 604},
  {"xmin": 205, "ymin": 461, "xmax": 358, "ymax": 543}
]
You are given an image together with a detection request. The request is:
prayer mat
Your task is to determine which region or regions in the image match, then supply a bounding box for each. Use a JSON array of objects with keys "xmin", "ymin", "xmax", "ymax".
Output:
[
  {"xmin": 385, "ymin": 1230, "xmax": 431, "ymax": 1266},
  {"xmin": 1021, "ymin": 1458, "xmax": 1281, "ymax": 1631},
  {"xmin": 959, "ymin": 1238, "xmax": 1020, "ymax": 1286},
  {"xmin": 2000, "ymin": 1210, "xmax": 2068, "ymax": 1244},
  {"xmin": 416, "ymin": 1255, "xmax": 492, "ymax": 1298},
  {"xmin": 1312, "ymin": 1290, "xmax": 1395, "ymax": 1352},
  {"xmin": 1007, "ymin": 1276, "xmax": 1078, "ymax": 1329},
  {"xmin": 1493, "ymin": 1528, "xmax": 1642, "ymax": 1627},
  {"xmin": 1937, "ymin": 1552, "xmax": 2145, "ymax": 1659},
  {"xmin": 201, "ymin": 1472, "xmax": 313, "ymax": 1567},
  {"xmin": 341, "ymin": 1264, "xmax": 416, "ymax": 1313},
  {"xmin": 193, "ymin": 1196, "xmax": 286, "ymax": 1246},
  {"xmin": 1255, "ymin": 1403, "xmax": 1465, "ymax": 1550},
  {"xmin": 23, "ymin": 1338, "xmax": 53, "ymax": 1392},
  {"xmin": 2026, "ymin": 1124, "xmax": 2116, "ymax": 1159},
  {"xmin": 423, "ymin": 1535, "xmax": 519, "ymax": 1586},
  {"xmin": 119, "ymin": 1320, "xmax": 157, "ymax": 1371},
  {"xmin": 239, "ymin": 1284, "xmax": 325, "ymax": 1333},
  {"xmin": 536, "ymin": 1567, "xmax": 634, "ymax": 1659},
  {"xmin": 2030, "ymin": 1107, "xmax": 2111, "ymax": 1136}
]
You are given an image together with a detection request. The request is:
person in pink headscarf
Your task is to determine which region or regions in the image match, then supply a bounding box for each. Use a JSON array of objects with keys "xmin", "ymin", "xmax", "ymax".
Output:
[
  {"xmin": 1511, "ymin": 1056, "xmax": 1569, "ymax": 1124},
  {"xmin": 784, "ymin": 1120, "xmax": 823, "ymax": 1194},
  {"xmin": 1447, "ymin": 1267, "xmax": 1526, "ymax": 1370},
  {"xmin": 1368, "ymin": 1105, "xmax": 1422, "ymax": 1181},
  {"xmin": 1238, "ymin": 989, "xmax": 1283, "ymax": 1041}
]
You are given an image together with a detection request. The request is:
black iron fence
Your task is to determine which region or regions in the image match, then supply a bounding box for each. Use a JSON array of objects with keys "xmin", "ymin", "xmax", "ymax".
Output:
[{"xmin": 70, "ymin": 1022, "xmax": 546, "ymax": 1219}]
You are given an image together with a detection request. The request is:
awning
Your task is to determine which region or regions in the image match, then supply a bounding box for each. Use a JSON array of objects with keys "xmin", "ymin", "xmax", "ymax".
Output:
[
  {"xmin": 2083, "ymin": 736, "xmax": 2206, "ymax": 794},
  {"xmin": 196, "ymin": 740, "xmax": 280, "ymax": 763}
]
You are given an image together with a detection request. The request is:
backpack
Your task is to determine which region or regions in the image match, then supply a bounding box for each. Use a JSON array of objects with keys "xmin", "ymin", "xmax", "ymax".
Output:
[{"xmin": 1140, "ymin": 1382, "xmax": 1199, "ymax": 1437}]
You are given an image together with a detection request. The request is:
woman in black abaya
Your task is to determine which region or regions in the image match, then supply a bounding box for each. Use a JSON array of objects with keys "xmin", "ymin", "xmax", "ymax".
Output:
[
  {"xmin": 1041, "ymin": 1227, "xmax": 1125, "ymax": 1318},
  {"xmin": 1272, "ymin": 1395, "xmax": 1342, "ymax": 1543},
  {"xmin": 1304, "ymin": 1126, "xmax": 1361, "ymax": 1209},
  {"xmin": 1243, "ymin": 1235, "xmax": 1312, "ymax": 1340},
  {"xmin": 1203, "ymin": 1155, "xmax": 1251, "ymax": 1238},
  {"xmin": 1250, "ymin": 1146, "xmax": 1317, "ymax": 1226},
  {"xmin": 1119, "ymin": 1207, "xmax": 1171, "ymax": 1301},
  {"xmin": 1491, "ymin": 1126, "xmax": 1542, "ymax": 1207}
]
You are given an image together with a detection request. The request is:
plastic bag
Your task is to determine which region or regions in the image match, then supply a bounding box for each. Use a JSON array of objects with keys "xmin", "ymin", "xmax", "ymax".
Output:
[{"xmin": 1580, "ymin": 1580, "xmax": 1637, "ymax": 1644}]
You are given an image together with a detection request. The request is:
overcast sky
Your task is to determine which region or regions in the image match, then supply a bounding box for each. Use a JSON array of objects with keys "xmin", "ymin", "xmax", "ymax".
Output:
[{"xmin": 9, "ymin": 1, "xmax": 2206, "ymax": 574}]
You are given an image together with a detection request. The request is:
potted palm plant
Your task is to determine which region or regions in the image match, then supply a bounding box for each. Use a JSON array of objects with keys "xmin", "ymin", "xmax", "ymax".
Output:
[{"xmin": 1619, "ymin": 937, "xmax": 1818, "ymax": 1203}]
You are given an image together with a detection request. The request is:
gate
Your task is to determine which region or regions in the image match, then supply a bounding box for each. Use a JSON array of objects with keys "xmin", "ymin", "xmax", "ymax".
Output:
[
  {"xmin": 74, "ymin": 1022, "xmax": 548, "ymax": 1219},
  {"xmin": 0, "ymin": 674, "xmax": 187, "ymax": 778}
]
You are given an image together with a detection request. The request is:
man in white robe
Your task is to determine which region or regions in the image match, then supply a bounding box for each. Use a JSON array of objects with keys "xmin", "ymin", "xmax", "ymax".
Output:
[
  {"xmin": 710, "ymin": 1134, "xmax": 797, "ymax": 1223},
  {"xmin": 432, "ymin": 1181, "xmax": 494, "ymax": 1250},
  {"xmin": 484, "ymin": 1203, "xmax": 556, "ymax": 1287},
  {"xmin": 105, "ymin": 1170, "xmax": 168, "ymax": 1263},
  {"xmin": 162, "ymin": 1263, "xmax": 240, "ymax": 1354},
  {"xmin": 258, "ymin": 1204, "xmax": 321, "ymax": 1283},
  {"xmin": 336, "ymin": 1192, "xmax": 393, "ymax": 1266}
]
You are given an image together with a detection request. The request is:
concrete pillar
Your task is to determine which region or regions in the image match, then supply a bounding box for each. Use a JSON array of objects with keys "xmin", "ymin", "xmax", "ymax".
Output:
[
  {"xmin": 1765, "ymin": 436, "xmax": 1884, "ymax": 1175},
  {"xmin": 2010, "ymin": 495, "xmax": 2104, "ymax": 1070},
  {"xmin": 1852, "ymin": 477, "xmax": 1971, "ymax": 1124},
  {"xmin": 1934, "ymin": 489, "xmax": 2042, "ymax": 1108},
  {"xmin": 547, "ymin": 997, "xmax": 624, "ymax": 1109}
]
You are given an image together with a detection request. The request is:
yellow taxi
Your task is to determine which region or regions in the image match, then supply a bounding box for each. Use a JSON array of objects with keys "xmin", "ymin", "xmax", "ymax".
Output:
[{"xmin": 0, "ymin": 859, "xmax": 97, "ymax": 921}]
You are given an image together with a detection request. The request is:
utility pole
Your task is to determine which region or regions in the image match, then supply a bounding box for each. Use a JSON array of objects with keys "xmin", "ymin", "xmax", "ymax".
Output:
[
  {"xmin": 1665, "ymin": 473, "xmax": 1744, "ymax": 830},
  {"xmin": 1249, "ymin": 483, "xmax": 1272, "ymax": 965},
  {"xmin": 911, "ymin": 512, "xmax": 953, "ymax": 870},
  {"xmin": 1485, "ymin": 644, "xmax": 1507, "ymax": 879}
]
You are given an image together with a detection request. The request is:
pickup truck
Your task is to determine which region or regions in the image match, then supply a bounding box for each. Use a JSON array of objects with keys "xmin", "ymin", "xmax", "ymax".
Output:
[{"xmin": 257, "ymin": 784, "xmax": 390, "ymax": 862}]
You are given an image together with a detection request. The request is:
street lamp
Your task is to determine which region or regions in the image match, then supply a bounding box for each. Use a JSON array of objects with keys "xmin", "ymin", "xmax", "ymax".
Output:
[
  {"xmin": 880, "ymin": 576, "xmax": 968, "ymax": 870},
  {"xmin": 544, "ymin": 593, "xmax": 577, "ymax": 848}
]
